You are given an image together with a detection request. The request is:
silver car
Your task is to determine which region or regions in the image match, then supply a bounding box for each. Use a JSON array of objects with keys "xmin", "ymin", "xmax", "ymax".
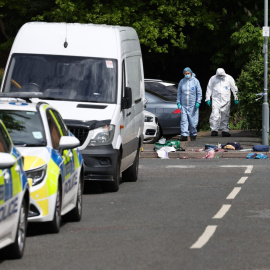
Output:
[{"xmin": 144, "ymin": 86, "xmax": 181, "ymax": 139}]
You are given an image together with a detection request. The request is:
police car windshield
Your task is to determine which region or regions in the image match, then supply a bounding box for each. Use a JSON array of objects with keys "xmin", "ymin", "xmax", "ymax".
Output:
[
  {"xmin": 3, "ymin": 54, "xmax": 117, "ymax": 104},
  {"xmin": 0, "ymin": 110, "xmax": 46, "ymax": 146}
]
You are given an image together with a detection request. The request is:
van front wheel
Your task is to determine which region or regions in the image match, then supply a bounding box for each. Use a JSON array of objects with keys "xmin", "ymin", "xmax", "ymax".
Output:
[
  {"xmin": 122, "ymin": 147, "xmax": 139, "ymax": 182},
  {"xmin": 102, "ymin": 156, "xmax": 120, "ymax": 192}
]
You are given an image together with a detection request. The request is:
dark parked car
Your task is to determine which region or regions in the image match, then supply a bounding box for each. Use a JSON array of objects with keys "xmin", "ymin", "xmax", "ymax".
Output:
[
  {"xmin": 144, "ymin": 89, "xmax": 181, "ymax": 140},
  {"xmin": 144, "ymin": 79, "xmax": 178, "ymax": 101}
]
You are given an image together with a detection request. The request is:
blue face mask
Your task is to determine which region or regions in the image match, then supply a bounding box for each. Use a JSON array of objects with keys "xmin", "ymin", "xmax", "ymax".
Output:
[{"xmin": 185, "ymin": 74, "xmax": 191, "ymax": 79}]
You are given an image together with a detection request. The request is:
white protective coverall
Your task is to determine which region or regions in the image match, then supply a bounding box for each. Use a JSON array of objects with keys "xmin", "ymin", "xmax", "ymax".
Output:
[{"xmin": 205, "ymin": 68, "xmax": 238, "ymax": 132}]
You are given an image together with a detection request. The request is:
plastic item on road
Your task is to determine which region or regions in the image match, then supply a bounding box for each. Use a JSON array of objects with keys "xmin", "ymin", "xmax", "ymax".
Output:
[
  {"xmin": 203, "ymin": 148, "xmax": 215, "ymax": 159},
  {"xmin": 156, "ymin": 146, "xmax": 176, "ymax": 159},
  {"xmin": 223, "ymin": 144, "xmax": 235, "ymax": 150},
  {"xmin": 246, "ymin": 153, "xmax": 268, "ymax": 159},
  {"xmin": 154, "ymin": 139, "xmax": 185, "ymax": 151},
  {"xmin": 252, "ymin": 145, "xmax": 269, "ymax": 152},
  {"xmin": 205, "ymin": 144, "xmax": 217, "ymax": 150},
  {"xmin": 158, "ymin": 137, "xmax": 166, "ymax": 144},
  {"xmin": 166, "ymin": 140, "xmax": 181, "ymax": 150},
  {"xmin": 222, "ymin": 142, "xmax": 242, "ymax": 150},
  {"xmin": 254, "ymin": 153, "xmax": 268, "ymax": 159}
]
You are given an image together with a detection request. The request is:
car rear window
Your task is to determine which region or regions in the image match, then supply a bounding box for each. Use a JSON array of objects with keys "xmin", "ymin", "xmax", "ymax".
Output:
[{"xmin": 144, "ymin": 82, "xmax": 177, "ymax": 101}]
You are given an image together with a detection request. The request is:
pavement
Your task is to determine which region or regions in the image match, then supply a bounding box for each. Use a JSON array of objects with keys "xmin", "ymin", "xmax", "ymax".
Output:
[{"xmin": 141, "ymin": 130, "xmax": 270, "ymax": 159}]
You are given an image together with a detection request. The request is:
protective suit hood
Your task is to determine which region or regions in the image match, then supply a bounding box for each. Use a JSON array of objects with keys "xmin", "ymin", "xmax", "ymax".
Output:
[{"xmin": 216, "ymin": 68, "xmax": 226, "ymax": 76}]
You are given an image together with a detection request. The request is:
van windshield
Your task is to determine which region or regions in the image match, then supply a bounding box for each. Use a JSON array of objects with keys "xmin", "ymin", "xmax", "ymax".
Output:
[{"xmin": 3, "ymin": 54, "xmax": 118, "ymax": 103}]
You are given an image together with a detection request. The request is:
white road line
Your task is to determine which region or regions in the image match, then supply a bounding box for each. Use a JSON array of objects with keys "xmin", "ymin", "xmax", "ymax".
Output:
[
  {"xmin": 237, "ymin": 176, "xmax": 248, "ymax": 184},
  {"xmin": 190, "ymin": 225, "xmax": 217, "ymax": 249},
  {"xmin": 212, "ymin": 204, "xmax": 231, "ymax": 219},
  {"xmin": 226, "ymin": 187, "xmax": 241, "ymax": 199},
  {"xmin": 166, "ymin": 165, "xmax": 196, "ymax": 169},
  {"xmin": 244, "ymin": 165, "xmax": 253, "ymax": 174},
  {"xmin": 220, "ymin": 165, "xmax": 253, "ymax": 174}
]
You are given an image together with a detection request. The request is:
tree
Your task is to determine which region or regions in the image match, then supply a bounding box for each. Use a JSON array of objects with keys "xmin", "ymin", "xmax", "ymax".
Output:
[{"xmin": 232, "ymin": 53, "xmax": 267, "ymax": 131}]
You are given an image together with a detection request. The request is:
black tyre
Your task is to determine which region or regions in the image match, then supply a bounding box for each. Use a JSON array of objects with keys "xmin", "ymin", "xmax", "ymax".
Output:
[
  {"xmin": 102, "ymin": 155, "xmax": 121, "ymax": 192},
  {"xmin": 49, "ymin": 184, "xmax": 62, "ymax": 233},
  {"xmin": 65, "ymin": 178, "xmax": 83, "ymax": 222},
  {"xmin": 8, "ymin": 199, "xmax": 27, "ymax": 259},
  {"xmin": 122, "ymin": 146, "xmax": 140, "ymax": 182}
]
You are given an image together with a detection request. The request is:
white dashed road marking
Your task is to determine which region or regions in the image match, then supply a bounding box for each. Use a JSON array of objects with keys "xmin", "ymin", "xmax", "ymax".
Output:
[
  {"xmin": 220, "ymin": 165, "xmax": 253, "ymax": 174},
  {"xmin": 212, "ymin": 204, "xmax": 231, "ymax": 219},
  {"xmin": 226, "ymin": 187, "xmax": 242, "ymax": 200},
  {"xmin": 237, "ymin": 176, "xmax": 248, "ymax": 184},
  {"xmin": 190, "ymin": 225, "xmax": 217, "ymax": 249},
  {"xmin": 165, "ymin": 165, "xmax": 196, "ymax": 169}
]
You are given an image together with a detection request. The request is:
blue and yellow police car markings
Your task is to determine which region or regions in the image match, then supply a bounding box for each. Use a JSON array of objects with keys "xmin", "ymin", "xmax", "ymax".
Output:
[
  {"xmin": 24, "ymin": 156, "xmax": 46, "ymax": 171},
  {"xmin": 0, "ymin": 167, "xmax": 21, "ymax": 224}
]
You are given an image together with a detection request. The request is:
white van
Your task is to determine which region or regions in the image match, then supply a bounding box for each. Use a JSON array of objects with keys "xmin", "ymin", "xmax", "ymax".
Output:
[{"xmin": 1, "ymin": 22, "xmax": 145, "ymax": 192}]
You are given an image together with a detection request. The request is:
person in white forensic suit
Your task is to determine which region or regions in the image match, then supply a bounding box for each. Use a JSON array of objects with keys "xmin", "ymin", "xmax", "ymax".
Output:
[{"xmin": 205, "ymin": 68, "xmax": 238, "ymax": 137}]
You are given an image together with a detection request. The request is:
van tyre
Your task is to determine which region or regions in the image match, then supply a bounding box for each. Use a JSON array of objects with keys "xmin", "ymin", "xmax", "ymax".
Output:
[
  {"xmin": 49, "ymin": 184, "xmax": 62, "ymax": 233},
  {"xmin": 122, "ymin": 147, "xmax": 140, "ymax": 182},
  {"xmin": 7, "ymin": 199, "xmax": 27, "ymax": 259},
  {"xmin": 102, "ymin": 156, "xmax": 120, "ymax": 192},
  {"xmin": 65, "ymin": 177, "xmax": 83, "ymax": 222}
]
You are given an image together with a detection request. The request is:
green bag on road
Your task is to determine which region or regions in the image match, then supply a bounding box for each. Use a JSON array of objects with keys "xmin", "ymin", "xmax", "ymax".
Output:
[{"xmin": 154, "ymin": 140, "xmax": 182, "ymax": 151}]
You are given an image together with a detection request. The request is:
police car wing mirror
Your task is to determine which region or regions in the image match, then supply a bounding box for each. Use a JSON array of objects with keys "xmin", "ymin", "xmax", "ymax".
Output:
[
  {"xmin": 121, "ymin": 87, "xmax": 132, "ymax": 110},
  {"xmin": 0, "ymin": 153, "xmax": 16, "ymax": 169},
  {"xmin": 58, "ymin": 136, "xmax": 80, "ymax": 155}
]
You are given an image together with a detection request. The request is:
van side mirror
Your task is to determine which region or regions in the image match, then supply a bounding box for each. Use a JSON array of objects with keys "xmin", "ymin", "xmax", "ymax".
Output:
[{"xmin": 121, "ymin": 87, "xmax": 132, "ymax": 110}]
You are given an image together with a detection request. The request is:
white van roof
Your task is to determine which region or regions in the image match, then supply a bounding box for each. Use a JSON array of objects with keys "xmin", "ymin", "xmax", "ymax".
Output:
[{"xmin": 11, "ymin": 22, "xmax": 141, "ymax": 59}]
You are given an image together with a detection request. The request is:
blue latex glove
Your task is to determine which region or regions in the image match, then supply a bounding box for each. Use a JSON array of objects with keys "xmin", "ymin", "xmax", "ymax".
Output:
[
  {"xmin": 234, "ymin": 100, "xmax": 239, "ymax": 105},
  {"xmin": 177, "ymin": 103, "xmax": 181, "ymax": 109},
  {"xmin": 196, "ymin": 102, "xmax": 200, "ymax": 109},
  {"xmin": 206, "ymin": 100, "xmax": 211, "ymax": 107}
]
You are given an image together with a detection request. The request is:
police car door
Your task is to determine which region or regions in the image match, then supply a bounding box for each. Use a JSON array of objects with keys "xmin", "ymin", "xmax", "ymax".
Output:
[
  {"xmin": 0, "ymin": 124, "xmax": 22, "ymax": 244},
  {"xmin": 47, "ymin": 110, "xmax": 77, "ymax": 211}
]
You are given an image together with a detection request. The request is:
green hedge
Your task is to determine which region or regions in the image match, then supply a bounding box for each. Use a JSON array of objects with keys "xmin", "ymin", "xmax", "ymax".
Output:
[{"xmin": 234, "ymin": 53, "xmax": 268, "ymax": 131}]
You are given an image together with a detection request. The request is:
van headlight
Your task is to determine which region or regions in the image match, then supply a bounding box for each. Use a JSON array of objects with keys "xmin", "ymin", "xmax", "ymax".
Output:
[
  {"xmin": 88, "ymin": 125, "xmax": 115, "ymax": 146},
  {"xmin": 26, "ymin": 165, "xmax": 47, "ymax": 186}
]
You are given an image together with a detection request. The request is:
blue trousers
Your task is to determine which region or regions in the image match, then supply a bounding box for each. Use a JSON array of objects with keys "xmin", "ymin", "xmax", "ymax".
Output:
[{"xmin": 180, "ymin": 105, "xmax": 199, "ymax": 137}]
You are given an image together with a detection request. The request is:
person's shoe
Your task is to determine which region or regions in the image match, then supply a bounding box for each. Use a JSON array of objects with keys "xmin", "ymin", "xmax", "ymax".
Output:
[
  {"xmin": 222, "ymin": 131, "xmax": 231, "ymax": 137},
  {"xmin": 190, "ymin": 136, "xmax": 196, "ymax": 141},
  {"xmin": 179, "ymin": 136, "xmax": 188, "ymax": 141},
  {"xmin": 211, "ymin": 131, "xmax": 218, "ymax": 136}
]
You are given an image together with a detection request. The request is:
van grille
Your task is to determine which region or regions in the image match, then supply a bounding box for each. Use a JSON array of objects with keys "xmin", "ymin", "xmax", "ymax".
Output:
[{"xmin": 68, "ymin": 127, "xmax": 89, "ymax": 146}]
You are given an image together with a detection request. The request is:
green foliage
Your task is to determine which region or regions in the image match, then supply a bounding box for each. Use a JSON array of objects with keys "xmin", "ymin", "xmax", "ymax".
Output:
[
  {"xmin": 234, "ymin": 53, "xmax": 267, "ymax": 130},
  {"xmin": 231, "ymin": 22, "xmax": 263, "ymax": 68},
  {"xmin": 0, "ymin": 0, "xmax": 265, "ymax": 70},
  {"xmin": 32, "ymin": 0, "xmax": 219, "ymax": 54}
]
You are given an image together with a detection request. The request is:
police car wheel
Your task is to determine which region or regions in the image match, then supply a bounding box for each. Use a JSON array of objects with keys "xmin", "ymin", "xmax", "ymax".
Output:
[
  {"xmin": 8, "ymin": 199, "xmax": 27, "ymax": 259},
  {"xmin": 66, "ymin": 178, "xmax": 83, "ymax": 222},
  {"xmin": 49, "ymin": 185, "xmax": 62, "ymax": 233},
  {"xmin": 122, "ymin": 146, "xmax": 139, "ymax": 182}
]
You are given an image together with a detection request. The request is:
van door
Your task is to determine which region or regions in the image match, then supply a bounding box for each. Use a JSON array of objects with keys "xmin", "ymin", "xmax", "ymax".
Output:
[{"xmin": 120, "ymin": 59, "xmax": 133, "ymax": 171}]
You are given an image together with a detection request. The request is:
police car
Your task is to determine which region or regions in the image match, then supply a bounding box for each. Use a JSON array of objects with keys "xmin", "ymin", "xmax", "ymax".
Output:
[
  {"xmin": 0, "ymin": 120, "xmax": 30, "ymax": 258},
  {"xmin": 0, "ymin": 92, "xmax": 84, "ymax": 233}
]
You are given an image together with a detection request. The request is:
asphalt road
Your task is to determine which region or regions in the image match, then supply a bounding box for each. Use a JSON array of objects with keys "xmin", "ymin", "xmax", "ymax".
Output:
[{"xmin": 1, "ymin": 158, "xmax": 270, "ymax": 270}]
